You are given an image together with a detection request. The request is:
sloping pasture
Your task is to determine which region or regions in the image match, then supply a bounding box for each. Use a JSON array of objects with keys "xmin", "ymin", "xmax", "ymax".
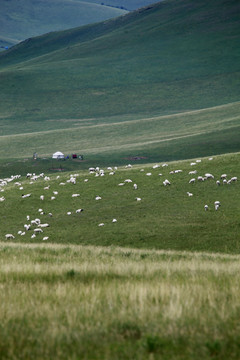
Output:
[{"xmin": 1, "ymin": 152, "xmax": 239, "ymax": 253}]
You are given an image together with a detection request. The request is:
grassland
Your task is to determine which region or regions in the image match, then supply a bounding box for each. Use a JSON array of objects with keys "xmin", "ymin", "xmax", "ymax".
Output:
[
  {"xmin": 1, "ymin": 152, "xmax": 239, "ymax": 252},
  {"xmin": 0, "ymin": 0, "xmax": 239, "ymax": 168},
  {"xmin": 1, "ymin": 242, "xmax": 240, "ymax": 359},
  {"xmin": 0, "ymin": 152, "xmax": 239, "ymax": 358}
]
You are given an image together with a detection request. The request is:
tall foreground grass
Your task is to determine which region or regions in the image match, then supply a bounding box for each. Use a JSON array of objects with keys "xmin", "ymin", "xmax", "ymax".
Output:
[{"xmin": 1, "ymin": 242, "xmax": 240, "ymax": 359}]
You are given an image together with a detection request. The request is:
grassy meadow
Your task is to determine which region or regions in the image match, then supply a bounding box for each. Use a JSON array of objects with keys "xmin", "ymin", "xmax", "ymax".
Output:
[
  {"xmin": 0, "ymin": 152, "xmax": 239, "ymax": 253},
  {"xmin": 1, "ymin": 243, "xmax": 240, "ymax": 359},
  {"xmin": 0, "ymin": 0, "xmax": 240, "ymax": 357}
]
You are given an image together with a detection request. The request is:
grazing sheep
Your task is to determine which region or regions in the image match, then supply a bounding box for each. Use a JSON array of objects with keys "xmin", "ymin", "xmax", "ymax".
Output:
[
  {"xmin": 76, "ymin": 209, "xmax": 83, "ymax": 213},
  {"xmin": 118, "ymin": 183, "xmax": 125, "ymax": 186},
  {"xmin": 42, "ymin": 237, "xmax": 49, "ymax": 241},
  {"xmin": 204, "ymin": 205, "xmax": 209, "ymax": 211},
  {"xmin": 5, "ymin": 234, "xmax": 15, "ymax": 239},
  {"xmin": 153, "ymin": 165, "xmax": 160, "ymax": 169},
  {"xmin": 189, "ymin": 170, "xmax": 197, "ymax": 175},
  {"xmin": 24, "ymin": 224, "xmax": 31, "ymax": 231},
  {"xmin": 40, "ymin": 195, "xmax": 44, "ymax": 201},
  {"xmin": 31, "ymin": 234, "xmax": 36, "ymax": 239},
  {"xmin": 38, "ymin": 223, "xmax": 49, "ymax": 228},
  {"xmin": 22, "ymin": 193, "xmax": 31, "ymax": 198},
  {"xmin": 216, "ymin": 180, "xmax": 221, "ymax": 186},
  {"xmin": 95, "ymin": 196, "xmax": 102, "ymax": 200},
  {"xmin": 205, "ymin": 173, "xmax": 214, "ymax": 179},
  {"xmin": 124, "ymin": 179, "xmax": 132, "ymax": 183},
  {"xmin": 72, "ymin": 194, "xmax": 80, "ymax": 198},
  {"xmin": 163, "ymin": 179, "xmax": 171, "ymax": 186},
  {"xmin": 146, "ymin": 173, "xmax": 152, "ymax": 176},
  {"xmin": 189, "ymin": 178, "xmax": 196, "ymax": 184},
  {"xmin": 136, "ymin": 197, "xmax": 142, "ymax": 201},
  {"xmin": 98, "ymin": 223, "xmax": 105, "ymax": 226},
  {"xmin": 0, "ymin": 196, "xmax": 5, "ymax": 202},
  {"xmin": 34, "ymin": 228, "xmax": 43, "ymax": 233},
  {"xmin": 112, "ymin": 218, "xmax": 117, "ymax": 223},
  {"xmin": 187, "ymin": 192, "xmax": 193, "ymax": 197},
  {"xmin": 67, "ymin": 212, "xmax": 71, "ymax": 215},
  {"xmin": 214, "ymin": 201, "xmax": 221, "ymax": 211},
  {"xmin": 133, "ymin": 184, "xmax": 138, "ymax": 190},
  {"xmin": 221, "ymin": 174, "xmax": 227, "ymax": 179},
  {"xmin": 51, "ymin": 196, "xmax": 56, "ymax": 200}
]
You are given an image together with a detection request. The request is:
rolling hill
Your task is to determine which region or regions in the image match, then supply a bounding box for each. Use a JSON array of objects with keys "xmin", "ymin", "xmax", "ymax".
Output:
[
  {"xmin": 0, "ymin": 0, "xmax": 128, "ymax": 49},
  {"xmin": 0, "ymin": 0, "xmax": 239, "ymax": 166}
]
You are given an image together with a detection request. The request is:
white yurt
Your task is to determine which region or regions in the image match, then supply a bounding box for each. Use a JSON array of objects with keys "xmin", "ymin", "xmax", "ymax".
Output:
[{"xmin": 52, "ymin": 151, "xmax": 64, "ymax": 159}]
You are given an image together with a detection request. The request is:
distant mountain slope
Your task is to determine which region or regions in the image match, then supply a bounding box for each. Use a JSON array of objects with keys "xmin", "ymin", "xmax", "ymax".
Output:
[
  {"xmin": 0, "ymin": 0, "xmax": 127, "ymax": 49},
  {"xmin": 83, "ymin": 0, "xmax": 161, "ymax": 11},
  {"xmin": 0, "ymin": 0, "xmax": 239, "ymax": 161}
]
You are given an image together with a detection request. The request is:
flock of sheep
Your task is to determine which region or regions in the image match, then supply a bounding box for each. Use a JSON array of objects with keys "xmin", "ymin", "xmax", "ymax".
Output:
[{"xmin": 1, "ymin": 156, "xmax": 238, "ymax": 241}]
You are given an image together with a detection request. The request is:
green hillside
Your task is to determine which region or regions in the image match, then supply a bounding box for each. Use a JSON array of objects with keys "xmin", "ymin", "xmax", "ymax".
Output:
[
  {"xmin": 0, "ymin": 0, "xmax": 127, "ymax": 49},
  {"xmin": 0, "ymin": 0, "xmax": 239, "ymax": 164}
]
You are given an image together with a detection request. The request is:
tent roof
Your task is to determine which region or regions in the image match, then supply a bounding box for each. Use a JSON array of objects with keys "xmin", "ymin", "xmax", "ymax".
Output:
[{"xmin": 53, "ymin": 151, "xmax": 64, "ymax": 156}]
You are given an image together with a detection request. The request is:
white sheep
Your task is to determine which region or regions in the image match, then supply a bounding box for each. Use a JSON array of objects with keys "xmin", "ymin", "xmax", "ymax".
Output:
[
  {"xmin": 72, "ymin": 194, "xmax": 80, "ymax": 198},
  {"xmin": 112, "ymin": 218, "xmax": 117, "ymax": 223},
  {"xmin": 34, "ymin": 228, "xmax": 43, "ymax": 233},
  {"xmin": 40, "ymin": 195, "xmax": 44, "ymax": 201},
  {"xmin": 38, "ymin": 223, "xmax": 49, "ymax": 228},
  {"xmin": 189, "ymin": 178, "xmax": 195, "ymax": 184},
  {"xmin": 133, "ymin": 184, "xmax": 138, "ymax": 190},
  {"xmin": 163, "ymin": 179, "xmax": 171, "ymax": 186},
  {"xmin": 98, "ymin": 223, "xmax": 105, "ymax": 226},
  {"xmin": 42, "ymin": 237, "xmax": 49, "ymax": 241},
  {"xmin": 95, "ymin": 196, "xmax": 102, "ymax": 200},
  {"xmin": 187, "ymin": 192, "xmax": 193, "ymax": 197},
  {"xmin": 22, "ymin": 193, "xmax": 31, "ymax": 198},
  {"xmin": 136, "ymin": 197, "xmax": 142, "ymax": 201},
  {"xmin": 5, "ymin": 234, "xmax": 15, "ymax": 239},
  {"xmin": 204, "ymin": 205, "xmax": 209, "ymax": 211},
  {"xmin": 205, "ymin": 173, "xmax": 214, "ymax": 179},
  {"xmin": 76, "ymin": 209, "xmax": 83, "ymax": 213}
]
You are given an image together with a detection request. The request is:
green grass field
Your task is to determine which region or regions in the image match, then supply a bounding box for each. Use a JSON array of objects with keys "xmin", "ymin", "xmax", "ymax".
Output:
[
  {"xmin": 0, "ymin": 0, "xmax": 240, "ymax": 357},
  {"xmin": 1, "ymin": 242, "xmax": 240, "ymax": 359}
]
